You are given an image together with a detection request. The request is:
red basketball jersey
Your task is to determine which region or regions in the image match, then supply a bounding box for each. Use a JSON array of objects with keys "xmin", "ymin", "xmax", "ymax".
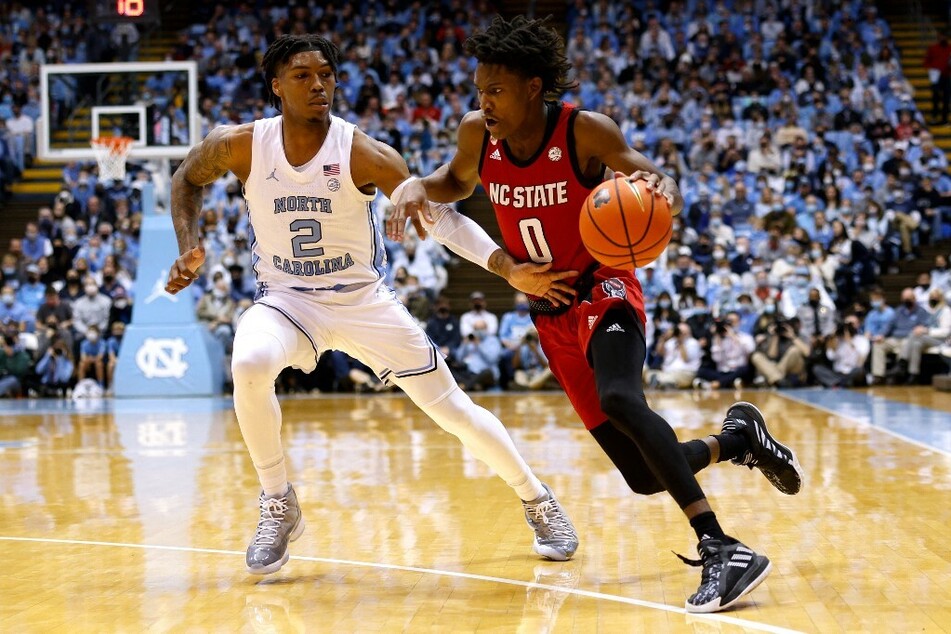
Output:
[{"xmin": 478, "ymin": 102, "xmax": 603, "ymax": 287}]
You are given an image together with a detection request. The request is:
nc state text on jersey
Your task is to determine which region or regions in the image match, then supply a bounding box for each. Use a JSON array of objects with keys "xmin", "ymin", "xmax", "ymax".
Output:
[
  {"xmin": 488, "ymin": 181, "xmax": 568, "ymax": 209},
  {"xmin": 273, "ymin": 196, "xmax": 333, "ymax": 214}
]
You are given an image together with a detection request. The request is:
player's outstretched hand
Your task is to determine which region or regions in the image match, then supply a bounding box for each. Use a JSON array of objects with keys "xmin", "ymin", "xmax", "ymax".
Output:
[
  {"xmin": 165, "ymin": 245, "xmax": 205, "ymax": 295},
  {"xmin": 387, "ymin": 178, "xmax": 433, "ymax": 242},
  {"xmin": 623, "ymin": 170, "xmax": 684, "ymax": 214},
  {"xmin": 507, "ymin": 261, "xmax": 578, "ymax": 306}
]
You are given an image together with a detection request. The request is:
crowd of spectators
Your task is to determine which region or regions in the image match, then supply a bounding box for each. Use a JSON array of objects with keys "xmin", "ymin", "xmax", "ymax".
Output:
[{"xmin": 1, "ymin": 0, "xmax": 951, "ymax": 397}]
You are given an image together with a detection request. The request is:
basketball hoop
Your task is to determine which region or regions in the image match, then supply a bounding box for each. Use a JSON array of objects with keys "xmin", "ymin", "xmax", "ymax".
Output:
[{"xmin": 90, "ymin": 136, "xmax": 134, "ymax": 182}]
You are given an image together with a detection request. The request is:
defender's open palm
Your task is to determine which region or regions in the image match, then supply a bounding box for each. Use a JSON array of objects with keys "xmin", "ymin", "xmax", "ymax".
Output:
[
  {"xmin": 508, "ymin": 261, "xmax": 578, "ymax": 306},
  {"xmin": 387, "ymin": 178, "xmax": 433, "ymax": 241},
  {"xmin": 165, "ymin": 246, "xmax": 206, "ymax": 295}
]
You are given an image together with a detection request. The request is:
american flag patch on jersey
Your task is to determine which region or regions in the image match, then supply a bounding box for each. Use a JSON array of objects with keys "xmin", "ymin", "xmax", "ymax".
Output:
[{"xmin": 323, "ymin": 163, "xmax": 340, "ymax": 176}]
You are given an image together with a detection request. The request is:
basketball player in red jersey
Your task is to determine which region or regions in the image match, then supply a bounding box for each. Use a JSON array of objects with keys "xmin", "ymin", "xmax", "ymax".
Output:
[{"xmin": 389, "ymin": 16, "xmax": 804, "ymax": 614}]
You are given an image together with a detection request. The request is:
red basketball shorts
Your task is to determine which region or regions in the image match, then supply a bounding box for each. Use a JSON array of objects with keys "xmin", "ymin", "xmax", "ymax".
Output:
[{"xmin": 534, "ymin": 270, "xmax": 647, "ymax": 430}]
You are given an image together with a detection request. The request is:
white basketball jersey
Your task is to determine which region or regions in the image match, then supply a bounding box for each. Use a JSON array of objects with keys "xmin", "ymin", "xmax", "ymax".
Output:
[{"xmin": 244, "ymin": 115, "xmax": 384, "ymax": 293}]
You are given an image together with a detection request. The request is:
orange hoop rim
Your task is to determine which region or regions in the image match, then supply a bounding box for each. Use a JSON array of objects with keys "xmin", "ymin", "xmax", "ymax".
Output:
[{"xmin": 90, "ymin": 136, "xmax": 135, "ymax": 153}]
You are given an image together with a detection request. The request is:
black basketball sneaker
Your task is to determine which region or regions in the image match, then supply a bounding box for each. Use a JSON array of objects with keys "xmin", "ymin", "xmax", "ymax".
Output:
[
  {"xmin": 720, "ymin": 401, "xmax": 804, "ymax": 495},
  {"xmin": 678, "ymin": 537, "xmax": 772, "ymax": 613}
]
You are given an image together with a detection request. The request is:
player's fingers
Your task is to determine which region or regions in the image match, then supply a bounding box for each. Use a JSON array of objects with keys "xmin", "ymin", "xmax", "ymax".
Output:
[
  {"xmin": 419, "ymin": 202, "xmax": 434, "ymax": 225},
  {"xmin": 547, "ymin": 280, "xmax": 577, "ymax": 297},
  {"xmin": 387, "ymin": 205, "xmax": 406, "ymax": 240},
  {"xmin": 411, "ymin": 216, "xmax": 428, "ymax": 240},
  {"xmin": 184, "ymin": 245, "xmax": 206, "ymax": 272},
  {"xmin": 546, "ymin": 268, "xmax": 578, "ymax": 281},
  {"xmin": 546, "ymin": 289, "xmax": 574, "ymax": 305}
]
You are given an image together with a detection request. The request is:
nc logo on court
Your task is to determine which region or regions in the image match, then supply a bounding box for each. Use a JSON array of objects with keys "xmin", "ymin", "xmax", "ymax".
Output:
[{"xmin": 135, "ymin": 337, "xmax": 189, "ymax": 379}]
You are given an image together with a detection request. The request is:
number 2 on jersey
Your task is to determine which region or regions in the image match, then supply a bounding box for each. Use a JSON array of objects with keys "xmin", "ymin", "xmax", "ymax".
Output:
[
  {"xmin": 518, "ymin": 218, "xmax": 553, "ymax": 263},
  {"xmin": 290, "ymin": 219, "xmax": 324, "ymax": 257}
]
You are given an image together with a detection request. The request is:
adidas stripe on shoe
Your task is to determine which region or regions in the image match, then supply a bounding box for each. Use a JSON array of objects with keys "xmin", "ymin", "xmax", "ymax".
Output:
[
  {"xmin": 678, "ymin": 538, "xmax": 772, "ymax": 613},
  {"xmin": 721, "ymin": 401, "xmax": 804, "ymax": 495}
]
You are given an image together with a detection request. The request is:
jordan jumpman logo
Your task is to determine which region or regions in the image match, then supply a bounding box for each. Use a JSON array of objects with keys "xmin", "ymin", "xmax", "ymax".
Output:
[{"xmin": 266, "ymin": 168, "xmax": 279, "ymax": 182}]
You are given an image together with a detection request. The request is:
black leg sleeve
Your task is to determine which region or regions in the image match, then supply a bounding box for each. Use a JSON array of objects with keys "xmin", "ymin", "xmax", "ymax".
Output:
[{"xmin": 590, "ymin": 308, "xmax": 707, "ymax": 509}]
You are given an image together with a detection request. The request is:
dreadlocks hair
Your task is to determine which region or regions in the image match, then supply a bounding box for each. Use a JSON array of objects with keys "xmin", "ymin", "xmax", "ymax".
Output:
[
  {"xmin": 463, "ymin": 15, "xmax": 577, "ymax": 99},
  {"xmin": 261, "ymin": 34, "xmax": 341, "ymax": 110}
]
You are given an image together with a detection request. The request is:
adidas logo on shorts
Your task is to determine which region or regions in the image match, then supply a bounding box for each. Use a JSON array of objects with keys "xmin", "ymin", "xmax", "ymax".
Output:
[{"xmin": 606, "ymin": 323, "xmax": 625, "ymax": 333}]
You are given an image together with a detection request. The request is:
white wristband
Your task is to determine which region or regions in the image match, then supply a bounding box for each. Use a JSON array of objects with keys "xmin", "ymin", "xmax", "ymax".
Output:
[{"xmin": 390, "ymin": 176, "xmax": 418, "ymax": 207}]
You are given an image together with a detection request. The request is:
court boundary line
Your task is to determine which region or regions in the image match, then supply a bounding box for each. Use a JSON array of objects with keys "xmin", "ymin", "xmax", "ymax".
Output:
[
  {"xmin": 775, "ymin": 391, "xmax": 951, "ymax": 459},
  {"xmin": 0, "ymin": 535, "xmax": 801, "ymax": 633}
]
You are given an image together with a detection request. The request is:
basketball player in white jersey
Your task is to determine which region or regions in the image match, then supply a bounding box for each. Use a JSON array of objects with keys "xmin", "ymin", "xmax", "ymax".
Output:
[{"xmin": 164, "ymin": 34, "xmax": 580, "ymax": 575}]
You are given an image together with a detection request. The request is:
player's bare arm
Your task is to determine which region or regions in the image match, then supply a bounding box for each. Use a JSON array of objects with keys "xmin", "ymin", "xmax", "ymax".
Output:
[
  {"xmin": 574, "ymin": 111, "xmax": 685, "ymax": 215},
  {"xmin": 165, "ymin": 124, "xmax": 253, "ymax": 294},
  {"xmin": 419, "ymin": 111, "xmax": 486, "ymax": 203},
  {"xmin": 351, "ymin": 130, "xmax": 431, "ymax": 241}
]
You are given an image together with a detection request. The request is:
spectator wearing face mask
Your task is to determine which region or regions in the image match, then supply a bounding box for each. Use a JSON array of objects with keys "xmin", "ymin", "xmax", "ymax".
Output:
[
  {"xmin": 913, "ymin": 272, "xmax": 933, "ymax": 308},
  {"xmin": 0, "ymin": 284, "xmax": 30, "ymax": 333},
  {"xmin": 899, "ymin": 289, "xmax": 951, "ymax": 384},
  {"xmin": 77, "ymin": 323, "xmax": 106, "ymax": 386},
  {"xmin": 729, "ymin": 237, "xmax": 755, "ymax": 275},
  {"xmin": 930, "ymin": 254, "xmax": 950, "ymax": 293},
  {"xmin": 795, "ymin": 287, "xmax": 837, "ymax": 343},
  {"xmin": 869, "ymin": 287, "xmax": 932, "ymax": 384},
  {"xmin": 71, "ymin": 276, "xmax": 113, "ymax": 341},
  {"xmin": 425, "ymin": 296, "xmax": 461, "ymax": 362},
  {"xmin": 734, "ymin": 294, "xmax": 759, "ymax": 335},
  {"xmin": 460, "ymin": 291, "xmax": 498, "ymax": 338},
  {"xmin": 108, "ymin": 285, "xmax": 133, "ymax": 325},
  {"xmin": 58, "ymin": 271, "xmax": 83, "ymax": 304},
  {"xmin": 706, "ymin": 211, "xmax": 734, "ymax": 248},
  {"xmin": 15, "ymin": 263, "xmax": 45, "ymax": 319}
]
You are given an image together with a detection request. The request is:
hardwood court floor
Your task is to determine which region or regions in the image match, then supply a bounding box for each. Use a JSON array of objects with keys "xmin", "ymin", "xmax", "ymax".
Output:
[{"xmin": 1, "ymin": 387, "xmax": 950, "ymax": 633}]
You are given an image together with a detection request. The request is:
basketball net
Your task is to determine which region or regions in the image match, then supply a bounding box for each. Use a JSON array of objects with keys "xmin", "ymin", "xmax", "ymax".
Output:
[{"xmin": 90, "ymin": 136, "xmax": 134, "ymax": 182}]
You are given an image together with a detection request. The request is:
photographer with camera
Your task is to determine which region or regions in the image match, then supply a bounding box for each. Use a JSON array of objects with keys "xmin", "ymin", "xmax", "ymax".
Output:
[
  {"xmin": 512, "ymin": 328, "xmax": 556, "ymax": 390},
  {"xmin": 33, "ymin": 338, "xmax": 75, "ymax": 397},
  {"xmin": 693, "ymin": 312, "xmax": 755, "ymax": 389},
  {"xmin": 647, "ymin": 322, "xmax": 702, "ymax": 389},
  {"xmin": 750, "ymin": 315, "xmax": 811, "ymax": 387},
  {"xmin": 812, "ymin": 316, "xmax": 869, "ymax": 388},
  {"xmin": 453, "ymin": 318, "xmax": 502, "ymax": 392}
]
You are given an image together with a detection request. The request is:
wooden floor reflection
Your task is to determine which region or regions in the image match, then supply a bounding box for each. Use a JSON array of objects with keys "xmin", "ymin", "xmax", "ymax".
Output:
[{"xmin": 1, "ymin": 388, "xmax": 950, "ymax": 633}]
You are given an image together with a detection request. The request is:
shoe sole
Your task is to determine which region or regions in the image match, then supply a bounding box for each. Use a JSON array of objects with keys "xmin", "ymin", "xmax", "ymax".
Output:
[
  {"xmin": 730, "ymin": 401, "xmax": 805, "ymax": 495},
  {"xmin": 246, "ymin": 516, "xmax": 306, "ymax": 575},
  {"xmin": 685, "ymin": 557, "xmax": 772, "ymax": 613},
  {"xmin": 533, "ymin": 539, "xmax": 576, "ymax": 561}
]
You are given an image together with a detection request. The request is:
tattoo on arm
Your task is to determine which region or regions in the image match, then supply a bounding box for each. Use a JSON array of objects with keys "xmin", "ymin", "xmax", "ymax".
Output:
[
  {"xmin": 487, "ymin": 249, "xmax": 507, "ymax": 277},
  {"xmin": 171, "ymin": 131, "xmax": 233, "ymax": 254}
]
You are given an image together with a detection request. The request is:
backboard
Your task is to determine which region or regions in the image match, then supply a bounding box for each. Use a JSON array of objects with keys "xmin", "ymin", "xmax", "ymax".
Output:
[{"xmin": 38, "ymin": 61, "xmax": 200, "ymax": 162}]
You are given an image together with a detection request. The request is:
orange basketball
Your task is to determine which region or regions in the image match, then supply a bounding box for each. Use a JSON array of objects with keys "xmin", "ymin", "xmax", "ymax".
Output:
[{"xmin": 579, "ymin": 177, "xmax": 673, "ymax": 269}]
